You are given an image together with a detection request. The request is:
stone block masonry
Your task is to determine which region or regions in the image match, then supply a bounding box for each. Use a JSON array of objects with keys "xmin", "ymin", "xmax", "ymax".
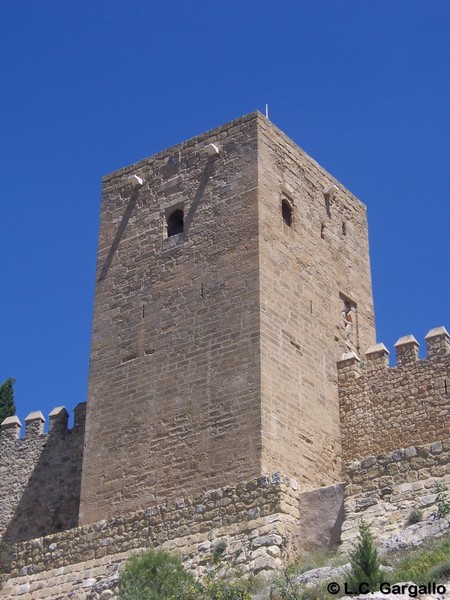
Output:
[
  {"xmin": 82, "ymin": 111, "xmax": 376, "ymax": 525},
  {"xmin": 0, "ymin": 404, "xmax": 85, "ymax": 546},
  {"xmin": 0, "ymin": 475, "xmax": 344, "ymax": 599},
  {"xmin": 341, "ymin": 436, "xmax": 450, "ymax": 552},
  {"xmin": 81, "ymin": 113, "xmax": 263, "ymax": 524},
  {"xmin": 257, "ymin": 116, "xmax": 375, "ymax": 490},
  {"xmin": 339, "ymin": 327, "xmax": 450, "ymax": 461}
]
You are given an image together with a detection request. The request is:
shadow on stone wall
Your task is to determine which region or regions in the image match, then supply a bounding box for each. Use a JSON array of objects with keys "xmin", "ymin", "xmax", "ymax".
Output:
[{"xmin": 0, "ymin": 404, "xmax": 86, "ymax": 570}]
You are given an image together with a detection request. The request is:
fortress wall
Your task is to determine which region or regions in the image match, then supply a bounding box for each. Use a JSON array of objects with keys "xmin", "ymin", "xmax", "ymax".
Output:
[
  {"xmin": 257, "ymin": 115, "xmax": 375, "ymax": 489},
  {"xmin": 341, "ymin": 436, "xmax": 450, "ymax": 552},
  {"xmin": 1, "ymin": 475, "xmax": 305, "ymax": 598},
  {"xmin": 0, "ymin": 404, "xmax": 85, "ymax": 545},
  {"xmin": 339, "ymin": 327, "xmax": 450, "ymax": 461}
]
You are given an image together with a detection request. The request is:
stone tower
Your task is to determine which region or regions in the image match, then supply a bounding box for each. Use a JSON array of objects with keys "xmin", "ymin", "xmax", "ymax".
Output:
[{"xmin": 79, "ymin": 112, "xmax": 375, "ymax": 525}]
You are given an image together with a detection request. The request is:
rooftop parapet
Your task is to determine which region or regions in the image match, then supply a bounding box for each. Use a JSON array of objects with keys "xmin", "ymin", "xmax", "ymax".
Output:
[
  {"xmin": 339, "ymin": 326, "xmax": 449, "ymax": 461},
  {"xmin": 49, "ymin": 406, "xmax": 69, "ymax": 433},
  {"xmin": 394, "ymin": 334, "xmax": 419, "ymax": 366},
  {"xmin": 73, "ymin": 402, "xmax": 86, "ymax": 431},
  {"xmin": 337, "ymin": 351, "xmax": 360, "ymax": 380}
]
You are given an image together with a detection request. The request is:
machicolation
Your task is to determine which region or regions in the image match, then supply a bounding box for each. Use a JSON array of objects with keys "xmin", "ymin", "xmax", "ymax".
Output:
[{"xmin": 0, "ymin": 112, "xmax": 448, "ymax": 599}]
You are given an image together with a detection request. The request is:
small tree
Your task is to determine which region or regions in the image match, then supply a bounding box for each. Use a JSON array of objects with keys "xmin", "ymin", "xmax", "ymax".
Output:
[
  {"xmin": 347, "ymin": 520, "xmax": 383, "ymax": 594},
  {"xmin": 0, "ymin": 378, "xmax": 15, "ymax": 425}
]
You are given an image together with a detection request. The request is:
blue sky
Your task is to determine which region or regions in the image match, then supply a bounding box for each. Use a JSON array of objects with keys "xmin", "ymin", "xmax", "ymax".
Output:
[{"xmin": 1, "ymin": 1, "xmax": 449, "ymax": 428}]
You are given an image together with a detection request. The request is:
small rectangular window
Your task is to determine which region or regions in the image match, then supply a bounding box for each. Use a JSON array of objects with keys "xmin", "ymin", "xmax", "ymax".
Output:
[{"xmin": 167, "ymin": 208, "xmax": 184, "ymax": 237}]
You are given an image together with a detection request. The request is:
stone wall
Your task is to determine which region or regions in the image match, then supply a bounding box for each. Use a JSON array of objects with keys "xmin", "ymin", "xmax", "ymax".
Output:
[
  {"xmin": 0, "ymin": 404, "xmax": 85, "ymax": 545},
  {"xmin": 257, "ymin": 116, "xmax": 375, "ymax": 490},
  {"xmin": 11, "ymin": 474, "xmax": 299, "ymax": 578},
  {"xmin": 1, "ymin": 475, "xmax": 298, "ymax": 598},
  {"xmin": 339, "ymin": 327, "xmax": 450, "ymax": 461},
  {"xmin": 81, "ymin": 113, "xmax": 262, "ymax": 524},
  {"xmin": 341, "ymin": 436, "xmax": 450, "ymax": 552},
  {"xmin": 0, "ymin": 474, "xmax": 346, "ymax": 598}
]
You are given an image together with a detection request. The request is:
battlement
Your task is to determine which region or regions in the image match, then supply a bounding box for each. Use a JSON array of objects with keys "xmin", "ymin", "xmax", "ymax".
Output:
[
  {"xmin": 338, "ymin": 326, "xmax": 449, "ymax": 371},
  {"xmin": 338, "ymin": 327, "xmax": 450, "ymax": 461},
  {"xmin": 0, "ymin": 403, "xmax": 86, "ymax": 443},
  {"xmin": 0, "ymin": 403, "xmax": 86, "ymax": 545}
]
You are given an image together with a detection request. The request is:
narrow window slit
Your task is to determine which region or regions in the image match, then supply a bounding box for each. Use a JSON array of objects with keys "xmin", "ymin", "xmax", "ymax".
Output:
[{"xmin": 281, "ymin": 198, "xmax": 293, "ymax": 227}]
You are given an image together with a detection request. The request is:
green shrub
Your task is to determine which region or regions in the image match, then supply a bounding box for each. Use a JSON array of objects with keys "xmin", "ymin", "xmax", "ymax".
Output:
[
  {"xmin": 269, "ymin": 565, "xmax": 304, "ymax": 599},
  {"xmin": 346, "ymin": 521, "xmax": 383, "ymax": 594},
  {"xmin": 428, "ymin": 560, "xmax": 450, "ymax": 583},
  {"xmin": 405, "ymin": 508, "xmax": 423, "ymax": 527},
  {"xmin": 435, "ymin": 480, "xmax": 450, "ymax": 519},
  {"xmin": 212, "ymin": 539, "xmax": 227, "ymax": 563},
  {"xmin": 116, "ymin": 549, "xmax": 195, "ymax": 600},
  {"xmin": 269, "ymin": 569, "xmax": 333, "ymax": 600},
  {"xmin": 195, "ymin": 575, "xmax": 253, "ymax": 600}
]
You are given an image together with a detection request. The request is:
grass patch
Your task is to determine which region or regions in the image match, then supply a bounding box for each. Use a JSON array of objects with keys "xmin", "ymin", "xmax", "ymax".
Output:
[
  {"xmin": 268, "ymin": 547, "xmax": 346, "ymax": 600},
  {"xmin": 385, "ymin": 531, "xmax": 450, "ymax": 585}
]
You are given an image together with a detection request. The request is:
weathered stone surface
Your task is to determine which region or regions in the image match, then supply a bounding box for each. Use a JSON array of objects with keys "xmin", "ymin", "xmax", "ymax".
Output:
[
  {"xmin": 342, "ymin": 436, "xmax": 450, "ymax": 551},
  {"xmin": 0, "ymin": 404, "xmax": 86, "ymax": 544},
  {"xmin": 339, "ymin": 332, "xmax": 450, "ymax": 461},
  {"xmin": 296, "ymin": 564, "xmax": 350, "ymax": 587},
  {"xmin": 298, "ymin": 483, "xmax": 345, "ymax": 550}
]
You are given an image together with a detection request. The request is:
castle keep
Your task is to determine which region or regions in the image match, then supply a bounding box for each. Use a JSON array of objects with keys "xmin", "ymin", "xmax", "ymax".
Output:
[
  {"xmin": 81, "ymin": 111, "xmax": 375, "ymax": 523},
  {"xmin": 0, "ymin": 113, "xmax": 448, "ymax": 598}
]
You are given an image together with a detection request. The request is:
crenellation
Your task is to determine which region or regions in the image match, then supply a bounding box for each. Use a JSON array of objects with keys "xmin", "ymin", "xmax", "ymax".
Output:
[
  {"xmin": 336, "ymin": 352, "xmax": 360, "ymax": 382},
  {"xmin": 73, "ymin": 402, "xmax": 86, "ymax": 431},
  {"xmin": 48, "ymin": 407, "xmax": 69, "ymax": 433},
  {"xmin": 24, "ymin": 412, "xmax": 45, "ymax": 437},
  {"xmin": 0, "ymin": 416, "xmax": 22, "ymax": 441},
  {"xmin": 340, "ymin": 329, "xmax": 450, "ymax": 460},
  {"xmin": 394, "ymin": 334, "xmax": 420, "ymax": 365},
  {"xmin": 0, "ymin": 404, "xmax": 86, "ymax": 545},
  {"xmin": 365, "ymin": 343, "xmax": 390, "ymax": 370},
  {"xmin": 425, "ymin": 326, "xmax": 450, "ymax": 357}
]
